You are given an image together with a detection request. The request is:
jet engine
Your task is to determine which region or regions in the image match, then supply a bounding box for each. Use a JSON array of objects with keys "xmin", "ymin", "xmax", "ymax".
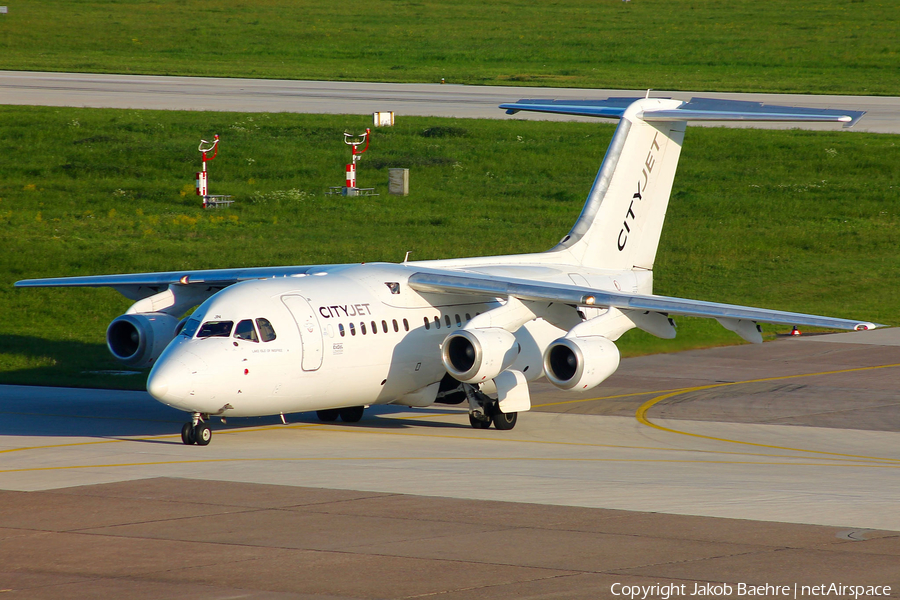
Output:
[
  {"xmin": 441, "ymin": 328, "xmax": 520, "ymax": 384},
  {"xmin": 543, "ymin": 335, "xmax": 620, "ymax": 391},
  {"xmin": 106, "ymin": 312, "xmax": 180, "ymax": 367}
]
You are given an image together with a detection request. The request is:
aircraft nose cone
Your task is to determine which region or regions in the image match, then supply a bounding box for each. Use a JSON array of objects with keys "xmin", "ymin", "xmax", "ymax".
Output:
[
  {"xmin": 147, "ymin": 359, "xmax": 183, "ymax": 403},
  {"xmin": 147, "ymin": 372, "xmax": 169, "ymax": 400},
  {"xmin": 147, "ymin": 349, "xmax": 208, "ymax": 407}
]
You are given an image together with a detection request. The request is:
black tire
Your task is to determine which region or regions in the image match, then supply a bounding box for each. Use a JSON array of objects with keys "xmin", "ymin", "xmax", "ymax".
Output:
[
  {"xmin": 493, "ymin": 411, "xmax": 517, "ymax": 431},
  {"xmin": 181, "ymin": 422, "xmax": 195, "ymax": 445},
  {"xmin": 339, "ymin": 406, "xmax": 365, "ymax": 423},
  {"xmin": 195, "ymin": 422, "xmax": 212, "ymax": 446},
  {"xmin": 316, "ymin": 409, "xmax": 340, "ymax": 422},
  {"xmin": 469, "ymin": 413, "xmax": 492, "ymax": 429}
]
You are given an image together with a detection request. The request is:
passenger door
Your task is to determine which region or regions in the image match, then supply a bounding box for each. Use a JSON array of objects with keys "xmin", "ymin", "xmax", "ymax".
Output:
[{"xmin": 281, "ymin": 295, "xmax": 324, "ymax": 371}]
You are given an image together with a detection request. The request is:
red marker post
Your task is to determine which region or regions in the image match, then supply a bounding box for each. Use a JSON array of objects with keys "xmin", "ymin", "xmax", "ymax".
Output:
[
  {"xmin": 342, "ymin": 128, "xmax": 370, "ymax": 196},
  {"xmin": 196, "ymin": 135, "xmax": 219, "ymax": 207}
]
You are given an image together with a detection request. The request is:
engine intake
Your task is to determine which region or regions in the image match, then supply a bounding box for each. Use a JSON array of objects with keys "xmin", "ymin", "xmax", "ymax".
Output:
[
  {"xmin": 543, "ymin": 336, "xmax": 620, "ymax": 391},
  {"xmin": 441, "ymin": 328, "xmax": 519, "ymax": 384},
  {"xmin": 106, "ymin": 312, "xmax": 179, "ymax": 368}
]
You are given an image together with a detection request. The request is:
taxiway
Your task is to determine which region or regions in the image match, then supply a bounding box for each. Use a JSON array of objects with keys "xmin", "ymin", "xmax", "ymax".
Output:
[{"xmin": 2, "ymin": 70, "xmax": 899, "ymax": 133}]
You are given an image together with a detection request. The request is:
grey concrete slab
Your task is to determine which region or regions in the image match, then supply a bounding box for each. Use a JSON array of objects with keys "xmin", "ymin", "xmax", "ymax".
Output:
[
  {"xmin": 0, "ymin": 489, "xmax": 245, "ymax": 531},
  {"xmin": 0, "ymin": 531, "xmax": 290, "ymax": 577},
  {"xmin": 53, "ymin": 476, "xmax": 390, "ymax": 509},
  {"xmin": 156, "ymin": 550, "xmax": 575, "ymax": 599},
  {"xmin": 0, "ymin": 572, "xmax": 306, "ymax": 600},
  {"xmin": 1, "ymin": 71, "xmax": 897, "ymax": 132},
  {"xmin": 1, "ymin": 479, "xmax": 897, "ymax": 599},
  {"xmin": 345, "ymin": 527, "xmax": 763, "ymax": 573},
  {"xmin": 79, "ymin": 508, "xmax": 504, "ymax": 551},
  {"xmin": 618, "ymin": 547, "xmax": 900, "ymax": 589}
]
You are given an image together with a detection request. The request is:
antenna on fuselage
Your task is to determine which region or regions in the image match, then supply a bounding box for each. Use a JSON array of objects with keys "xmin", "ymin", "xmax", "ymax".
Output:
[{"xmin": 403, "ymin": 251, "xmax": 411, "ymax": 264}]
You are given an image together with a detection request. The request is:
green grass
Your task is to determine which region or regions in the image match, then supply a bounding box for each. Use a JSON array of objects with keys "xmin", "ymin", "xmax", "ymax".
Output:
[
  {"xmin": 1, "ymin": 105, "xmax": 897, "ymax": 389},
  {"xmin": 1, "ymin": 0, "xmax": 899, "ymax": 95}
]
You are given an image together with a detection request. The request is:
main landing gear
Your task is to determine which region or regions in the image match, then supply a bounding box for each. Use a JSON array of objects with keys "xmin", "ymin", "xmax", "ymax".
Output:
[
  {"xmin": 181, "ymin": 413, "xmax": 211, "ymax": 446},
  {"xmin": 465, "ymin": 384, "xmax": 517, "ymax": 431},
  {"xmin": 316, "ymin": 406, "xmax": 365, "ymax": 423}
]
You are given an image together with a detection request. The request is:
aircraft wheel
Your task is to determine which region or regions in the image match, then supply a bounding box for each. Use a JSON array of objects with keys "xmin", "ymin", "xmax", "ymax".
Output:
[
  {"xmin": 493, "ymin": 411, "xmax": 517, "ymax": 431},
  {"xmin": 316, "ymin": 409, "xmax": 340, "ymax": 422},
  {"xmin": 181, "ymin": 422, "xmax": 196, "ymax": 445},
  {"xmin": 468, "ymin": 413, "xmax": 492, "ymax": 429},
  {"xmin": 194, "ymin": 422, "xmax": 212, "ymax": 446},
  {"xmin": 339, "ymin": 406, "xmax": 365, "ymax": 423}
]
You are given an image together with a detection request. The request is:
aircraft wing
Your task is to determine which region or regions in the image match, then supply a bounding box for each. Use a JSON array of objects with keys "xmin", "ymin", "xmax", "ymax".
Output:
[
  {"xmin": 14, "ymin": 265, "xmax": 339, "ymax": 300},
  {"xmin": 407, "ymin": 270, "xmax": 879, "ymax": 331}
]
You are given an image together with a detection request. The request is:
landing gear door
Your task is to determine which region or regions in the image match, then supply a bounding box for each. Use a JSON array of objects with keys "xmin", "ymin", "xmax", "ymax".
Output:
[{"xmin": 282, "ymin": 295, "xmax": 324, "ymax": 371}]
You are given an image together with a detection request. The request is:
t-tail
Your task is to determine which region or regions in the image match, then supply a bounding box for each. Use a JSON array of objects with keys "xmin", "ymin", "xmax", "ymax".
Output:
[{"xmin": 501, "ymin": 97, "xmax": 864, "ymax": 272}]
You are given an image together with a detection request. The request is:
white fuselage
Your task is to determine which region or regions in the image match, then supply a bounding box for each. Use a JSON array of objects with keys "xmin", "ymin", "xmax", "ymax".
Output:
[{"xmin": 147, "ymin": 261, "xmax": 643, "ymax": 417}]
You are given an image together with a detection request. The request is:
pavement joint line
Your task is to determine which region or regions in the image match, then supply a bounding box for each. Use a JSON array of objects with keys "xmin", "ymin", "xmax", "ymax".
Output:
[
  {"xmin": 533, "ymin": 388, "xmax": 666, "ymax": 408},
  {"xmin": 1, "ymin": 456, "xmax": 898, "ymax": 476},
  {"xmin": 3, "ymin": 423, "xmax": 886, "ymax": 468},
  {"xmin": 636, "ymin": 362, "xmax": 900, "ymax": 463},
  {"xmin": 2, "ymin": 411, "xmax": 894, "ymax": 468},
  {"xmin": 297, "ymin": 420, "xmax": 898, "ymax": 465}
]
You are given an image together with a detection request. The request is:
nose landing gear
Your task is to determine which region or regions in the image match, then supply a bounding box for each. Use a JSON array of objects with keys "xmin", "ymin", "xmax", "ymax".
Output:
[{"xmin": 181, "ymin": 413, "xmax": 212, "ymax": 446}]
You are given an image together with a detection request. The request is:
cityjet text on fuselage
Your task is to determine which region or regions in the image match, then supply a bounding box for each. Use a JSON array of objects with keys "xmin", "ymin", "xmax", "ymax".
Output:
[{"xmin": 318, "ymin": 303, "xmax": 373, "ymax": 319}]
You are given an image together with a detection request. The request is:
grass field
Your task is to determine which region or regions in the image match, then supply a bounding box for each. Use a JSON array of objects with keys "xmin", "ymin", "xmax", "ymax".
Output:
[
  {"xmin": 1, "ymin": 0, "xmax": 899, "ymax": 95},
  {"xmin": 1, "ymin": 105, "xmax": 897, "ymax": 389}
]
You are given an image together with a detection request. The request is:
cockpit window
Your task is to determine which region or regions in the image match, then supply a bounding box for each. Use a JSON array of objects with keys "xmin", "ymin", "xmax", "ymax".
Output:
[
  {"xmin": 180, "ymin": 318, "xmax": 201, "ymax": 338},
  {"xmin": 197, "ymin": 321, "xmax": 234, "ymax": 338},
  {"xmin": 234, "ymin": 319, "xmax": 259, "ymax": 342},
  {"xmin": 257, "ymin": 318, "xmax": 277, "ymax": 342}
]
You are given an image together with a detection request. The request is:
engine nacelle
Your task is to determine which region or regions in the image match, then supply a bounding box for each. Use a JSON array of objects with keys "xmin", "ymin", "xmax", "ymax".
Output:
[
  {"xmin": 106, "ymin": 312, "xmax": 179, "ymax": 368},
  {"xmin": 441, "ymin": 328, "xmax": 520, "ymax": 384},
  {"xmin": 543, "ymin": 335, "xmax": 620, "ymax": 392}
]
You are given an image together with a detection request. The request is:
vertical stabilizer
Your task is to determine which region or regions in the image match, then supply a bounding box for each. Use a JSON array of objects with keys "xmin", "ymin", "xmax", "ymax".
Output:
[
  {"xmin": 551, "ymin": 99, "xmax": 685, "ymax": 270},
  {"xmin": 499, "ymin": 97, "xmax": 863, "ymax": 273}
]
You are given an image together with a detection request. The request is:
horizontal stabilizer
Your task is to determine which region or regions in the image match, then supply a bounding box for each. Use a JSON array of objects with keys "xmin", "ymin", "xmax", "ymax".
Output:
[{"xmin": 501, "ymin": 97, "xmax": 865, "ymax": 128}]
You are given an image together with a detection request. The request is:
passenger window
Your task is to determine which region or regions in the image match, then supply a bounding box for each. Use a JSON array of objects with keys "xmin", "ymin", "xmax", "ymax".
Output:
[
  {"xmin": 424, "ymin": 317, "xmax": 430, "ymax": 330},
  {"xmin": 371, "ymin": 321, "xmax": 377, "ymax": 335},
  {"xmin": 256, "ymin": 318, "xmax": 277, "ymax": 342},
  {"xmin": 382, "ymin": 320, "xmax": 388, "ymax": 333},
  {"xmin": 350, "ymin": 323, "xmax": 356, "ymax": 336},
  {"xmin": 434, "ymin": 316, "xmax": 441, "ymax": 329},
  {"xmin": 234, "ymin": 319, "xmax": 259, "ymax": 342},
  {"xmin": 465, "ymin": 313, "xmax": 471, "ymax": 321},
  {"xmin": 403, "ymin": 318, "xmax": 409, "ymax": 332},
  {"xmin": 455, "ymin": 314, "xmax": 461, "ymax": 326},
  {"xmin": 445, "ymin": 315, "xmax": 451, "ymax": 328},
  {"xmin": 181, "ymin": 318, "xmax": 201, "ymax": 338},
  {"xmin": 198, "ymin": 321, "xmax": 234, "ymax": 338},
  {"xmin": 392, "ymin": 319, "xmax": 399, "ymax": 333},
  {"xmin": 361, "ymin": 322, "xmax": 367, "ymax": 335},
  {"xmin": 339, "ymin": 323, "xmax": 345, "ymax": 337}
]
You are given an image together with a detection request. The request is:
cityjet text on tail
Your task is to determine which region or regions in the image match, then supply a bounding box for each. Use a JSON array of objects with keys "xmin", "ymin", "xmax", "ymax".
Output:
[{"xmin": 16, "ymin": 97, "xmax": 876, "ymax": 445}]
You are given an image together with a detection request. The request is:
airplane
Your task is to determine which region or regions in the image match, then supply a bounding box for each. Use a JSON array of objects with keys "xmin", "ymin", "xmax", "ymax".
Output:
[{"xmin": 16, "ymin": 97, "xmax": 877, "ymax": 446}]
